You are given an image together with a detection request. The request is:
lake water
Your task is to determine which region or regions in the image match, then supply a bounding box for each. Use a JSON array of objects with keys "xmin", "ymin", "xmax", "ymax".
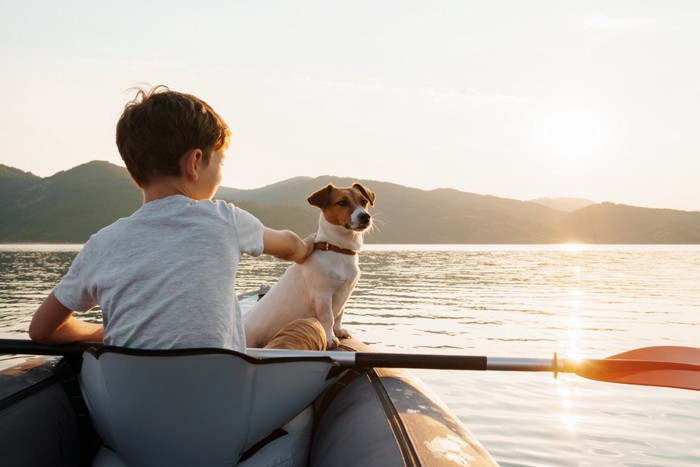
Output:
[{"xmin": 1, "ymin": 244, "xmax": 699, "ymax": 466}]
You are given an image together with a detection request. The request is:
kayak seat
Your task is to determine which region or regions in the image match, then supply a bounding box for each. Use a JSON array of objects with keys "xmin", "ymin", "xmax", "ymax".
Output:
[{"xmin": 79, "ymin": 347, "xmax": 338, "ymax": 467}]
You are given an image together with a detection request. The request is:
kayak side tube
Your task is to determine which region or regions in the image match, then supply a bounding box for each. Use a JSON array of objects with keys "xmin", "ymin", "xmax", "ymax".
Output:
[
  {"xmin": 0, "ymin": 357, "xmax": 89, "ymax": 466},
  {"xmin": 309, "ymin": 338, "xmax": 497, "ymax": 467}
]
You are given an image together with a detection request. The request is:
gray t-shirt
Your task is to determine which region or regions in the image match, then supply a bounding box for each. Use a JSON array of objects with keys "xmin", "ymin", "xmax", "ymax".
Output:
[{"xmin": 53, "ymin": 195, "xmax": 264, "ymax": 351}]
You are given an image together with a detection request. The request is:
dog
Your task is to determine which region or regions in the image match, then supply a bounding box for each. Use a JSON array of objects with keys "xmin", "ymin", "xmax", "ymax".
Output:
[{"xmin": 244, "ymin": 183, "xmax": 376, "ymax": 349}]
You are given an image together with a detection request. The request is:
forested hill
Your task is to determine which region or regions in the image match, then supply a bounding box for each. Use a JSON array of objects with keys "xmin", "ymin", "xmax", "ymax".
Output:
[
  {"xmin": 0, "ymin": 161, "xmax": 142, "ymax": 242},
  {"xmin": 2, "ymin": 160, "xmax": 700, "ymax": 244}
]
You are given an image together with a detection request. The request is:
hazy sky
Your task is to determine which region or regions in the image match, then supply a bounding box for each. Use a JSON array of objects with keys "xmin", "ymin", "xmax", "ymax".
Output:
[{"xmin": 1, "ymin": 1, "xmax": 699, "ymax": 211}]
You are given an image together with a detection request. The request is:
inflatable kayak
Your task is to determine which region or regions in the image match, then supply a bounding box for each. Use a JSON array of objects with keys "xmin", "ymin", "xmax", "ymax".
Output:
[{"xmin": 0, "ymin": 293, "xmax": 496, "ymax": 466}]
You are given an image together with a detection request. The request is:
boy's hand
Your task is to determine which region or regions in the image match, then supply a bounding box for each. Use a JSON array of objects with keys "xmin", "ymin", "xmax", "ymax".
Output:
[
  {"xmin": 263, "ymin": 228, "xmax": 316, "ymax": 263},
  {"xmin": 295, "ymin": 233, "xmax": 317, "ymax": 264}
]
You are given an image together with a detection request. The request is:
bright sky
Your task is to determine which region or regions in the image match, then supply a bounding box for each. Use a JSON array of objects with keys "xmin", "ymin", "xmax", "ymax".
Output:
[{"xmin": 1, "ymin": 1, "xmax": 699, "ymax": 211}]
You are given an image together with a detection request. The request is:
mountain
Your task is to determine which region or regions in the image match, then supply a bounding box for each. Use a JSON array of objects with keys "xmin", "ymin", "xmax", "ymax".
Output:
[
  {"xmin": 217, "ymin": 176, "xmax": 314, "ymax": 205},
  {"xmin": 531, "ymin": 197, "xmax": 594, "ymax": 212},
  {"xmin": 0, "ymin": 164, "xmax": 40, "ymax": 181},
  {"xmin": 555, "ymin": 203, "xmax": 700, "ymax": 244},
  {"xmin": 218, "ymin": 177, "xmax": 566, "ymax": 243},
  {"xmin": 1, "ymin": 160, "xmax": 700, "ymax": 244},
  {"xmin": 0, "ymin": 161, "xmax": 142, "ymax": 242},
  {"xmin": 217, "ymin": 175, "xmax": 700, "ymax": 244},
  {"xmin": 0, "ymin": 165, "xmax": 41, "ymax": 223}
]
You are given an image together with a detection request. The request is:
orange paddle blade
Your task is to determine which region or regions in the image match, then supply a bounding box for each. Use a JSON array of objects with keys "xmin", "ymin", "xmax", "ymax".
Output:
[{"xmin": 569, "ymin": 346, "xmax": 700, "ymax": 391}]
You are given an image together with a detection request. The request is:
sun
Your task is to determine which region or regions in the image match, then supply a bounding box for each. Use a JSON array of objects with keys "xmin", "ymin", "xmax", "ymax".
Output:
[{"xmin": 536, "ymin": 107, "xmax": 606, "ymax": 161}]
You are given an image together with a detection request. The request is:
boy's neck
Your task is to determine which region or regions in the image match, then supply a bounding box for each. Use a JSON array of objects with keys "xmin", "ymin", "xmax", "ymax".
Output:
[{"xmin": 142, "ymin": 178, "xmax": 196, "ymax": 203}]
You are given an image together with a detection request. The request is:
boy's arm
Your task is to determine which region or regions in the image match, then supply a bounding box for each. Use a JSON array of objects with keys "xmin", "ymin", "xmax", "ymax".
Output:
[
  {"xmin": 28, "ymin": 292, "xmax": 104, "ymax": 344},
  {"xmin": 262, "ymin": 228, "xmax": 315, "ymax": 263}
]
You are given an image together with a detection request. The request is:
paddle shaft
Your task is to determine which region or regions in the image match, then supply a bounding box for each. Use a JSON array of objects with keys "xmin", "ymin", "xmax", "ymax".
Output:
[
  {"xmin": 246, "ymin": 348, "xmax": 558, "ymax": 372},
  {"xmin": 0, "ymin": 339, "xmax": 559, "ymax": 371}
]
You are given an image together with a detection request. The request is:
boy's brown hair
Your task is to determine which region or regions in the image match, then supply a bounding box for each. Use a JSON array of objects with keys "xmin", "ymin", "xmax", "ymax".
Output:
[{"xmin": 116, "ymin": 85, "xmax": 231, "ymax": 187}]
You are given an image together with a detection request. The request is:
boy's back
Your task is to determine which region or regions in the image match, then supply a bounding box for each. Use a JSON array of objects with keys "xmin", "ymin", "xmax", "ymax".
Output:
[{"xmin": 54, "ymin": 195, "xmax": 264, "ymax": 350}]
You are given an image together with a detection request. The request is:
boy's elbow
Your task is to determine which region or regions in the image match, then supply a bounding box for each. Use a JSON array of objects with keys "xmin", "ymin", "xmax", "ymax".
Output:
[
  {"xmin": 28, "ymin": 322, "xmax": 50, "ymax": 343},
  {"xmin": 28, "ymin": 312, "xmax": 62, "ymax": 344},
  {"xmin": 28, "ymin": 316, "xmax": 60, "ymax": 344},
  {"xmin": 28, "ymin": 292, "xmax": 74, "ymax": 344}
]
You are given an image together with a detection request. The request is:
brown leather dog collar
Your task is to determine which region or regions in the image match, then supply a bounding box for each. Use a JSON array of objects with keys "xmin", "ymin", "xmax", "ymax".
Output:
[{"xmin": 314, "ymin": 241, "xmax": 357, "ymax": 256}]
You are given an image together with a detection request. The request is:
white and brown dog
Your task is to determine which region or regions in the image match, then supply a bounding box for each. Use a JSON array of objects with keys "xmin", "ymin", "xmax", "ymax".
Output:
[{"xmin": 244, "ymin": 183, "xmax": 376, "ymax": 349}]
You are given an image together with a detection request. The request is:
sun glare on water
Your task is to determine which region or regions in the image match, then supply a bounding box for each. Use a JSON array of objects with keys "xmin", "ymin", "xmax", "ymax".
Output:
[
  {"xmin": 537, "ymin": 107, "xmax": 606, "ymax": 161},
  {"xmin": 557, "ymin": 243, "xmax": 589, "ymax": 253}
]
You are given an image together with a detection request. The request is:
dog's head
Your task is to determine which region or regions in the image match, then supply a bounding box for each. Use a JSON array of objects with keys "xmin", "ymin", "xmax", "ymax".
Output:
[{"xmin": 307, "ymin": 183, "xmax": 376, "ymax": 232}]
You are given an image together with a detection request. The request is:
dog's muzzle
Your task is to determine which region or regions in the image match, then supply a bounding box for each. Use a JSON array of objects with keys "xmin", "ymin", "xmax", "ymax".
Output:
[{"xmin": 357, "ymin": 212, "xmax": 371, "ymax": 230}]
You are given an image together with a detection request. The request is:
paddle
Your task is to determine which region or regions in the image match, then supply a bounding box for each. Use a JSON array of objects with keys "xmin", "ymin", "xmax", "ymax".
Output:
[
  {"xmin": 247, "ymin": 346, "xmax": 700, "ymax": 391},
  {"xmin": 1, "ymin": 338, "xmax": 698, "ymax": 391}
]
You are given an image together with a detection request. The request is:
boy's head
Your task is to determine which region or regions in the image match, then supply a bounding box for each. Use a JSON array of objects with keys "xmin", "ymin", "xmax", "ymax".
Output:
[{"xmin": 116, "ymin": 85, "xmax": 231, "ymax": 187}]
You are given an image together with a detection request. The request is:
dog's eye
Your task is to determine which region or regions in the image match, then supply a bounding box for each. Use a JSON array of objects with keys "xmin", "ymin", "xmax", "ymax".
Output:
[
  {"xmin": 360, "ymin": 198, "xmax": 368, "ymax": 206},
  {"xmin": 337, "ymin": 200, "xmax": 348, "ymax": 207}
]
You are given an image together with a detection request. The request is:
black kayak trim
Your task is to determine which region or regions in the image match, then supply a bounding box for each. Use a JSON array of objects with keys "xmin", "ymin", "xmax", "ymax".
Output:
[{"xmin": 367, "ymin": 369, "xmax": 421, "ymax": 467}]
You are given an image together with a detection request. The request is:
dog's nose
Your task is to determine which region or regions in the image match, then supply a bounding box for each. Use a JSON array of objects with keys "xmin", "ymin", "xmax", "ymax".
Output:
[{"xmin": 358, "ymin": 212, "xmax": 371, "ymax": 223}]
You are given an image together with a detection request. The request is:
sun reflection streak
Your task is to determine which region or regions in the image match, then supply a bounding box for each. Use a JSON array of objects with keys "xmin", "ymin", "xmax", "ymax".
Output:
[
  {"xmin": 556, "ymin": 385, "xmax": 579, "ymax": 433},
  {"xmin": 561, "ymin": 413, "xmax": 578, "ymax": 433},
  {"xmin": 562, "ymin": 288, "xmax": 584, "ymax": 361},
  {"xmin": 564, "ymin": 317, "xmax": 583, "ymax": 361}
]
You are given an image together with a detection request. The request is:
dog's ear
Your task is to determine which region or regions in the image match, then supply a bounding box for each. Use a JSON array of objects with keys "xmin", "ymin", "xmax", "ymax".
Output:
[
  {"xmin": 308, "ymin": 184, "xmax": 335, "ymax": 208},
  {"xmin": 352, "ymin": 183, "xmax": 376, "ymax": 206}
]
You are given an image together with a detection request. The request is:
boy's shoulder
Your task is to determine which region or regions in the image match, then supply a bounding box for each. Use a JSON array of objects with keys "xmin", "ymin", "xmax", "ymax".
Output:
[
  {"xmin": 87, "ymin": 196, "xmax": 258, "ymax": 241},
  {"xmin": 80, "ymin": 196, "xmax": 262, "ymax": 260},
  {"xmin": 109, "ymin": 196, "xmax": 243, "ymax": 229},
  {"xmin": 138, "ymin": 195, "xmax": 236, "ymax": 219}
]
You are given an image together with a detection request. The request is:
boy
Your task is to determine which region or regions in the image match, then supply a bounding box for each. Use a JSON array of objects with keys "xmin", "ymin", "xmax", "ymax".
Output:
[{"xmin": 29, "ymin": 85, "xmax": 325, "ymax": 352}]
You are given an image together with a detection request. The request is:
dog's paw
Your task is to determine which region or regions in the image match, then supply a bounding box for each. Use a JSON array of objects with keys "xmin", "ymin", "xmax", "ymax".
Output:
[
  {"xmin": 334, "ymin": 327, "xmax": 352, "ymax": 339},
  {"xmin": 327, "ymin": 336, "xmax": 340, "ymax": 349}
]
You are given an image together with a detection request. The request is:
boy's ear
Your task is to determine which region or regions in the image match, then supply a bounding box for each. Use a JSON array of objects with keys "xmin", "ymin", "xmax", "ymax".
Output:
[
  {"xmin": 307, "ymin": 184, "xmax": 335, "ymax": 208},
  {"xmin": 181, "ymin": 149, "xmax": 203, "ymax": 181}
]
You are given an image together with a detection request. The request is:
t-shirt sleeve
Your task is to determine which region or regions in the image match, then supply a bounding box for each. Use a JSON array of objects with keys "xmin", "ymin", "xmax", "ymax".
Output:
[
  {"xmin": 232, "ymin": 206, "xmax": 264, "ymax": 257},
  {"xmin": 53, "ymin": 243, "xmax": 98, "ymax": 311}
]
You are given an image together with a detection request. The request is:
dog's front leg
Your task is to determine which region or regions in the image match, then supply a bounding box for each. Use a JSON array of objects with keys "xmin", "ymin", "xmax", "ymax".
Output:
[
  {"xmin": 332, "ymin": 276, "xmax": 357, "ymax": 340},
  {"xmin": 332, "ymin": 308, "xmax": 352, "ymax": 340},
  {"xmin": 313, "ymin": 295, "xmax": 339, "ymax": 349}
]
